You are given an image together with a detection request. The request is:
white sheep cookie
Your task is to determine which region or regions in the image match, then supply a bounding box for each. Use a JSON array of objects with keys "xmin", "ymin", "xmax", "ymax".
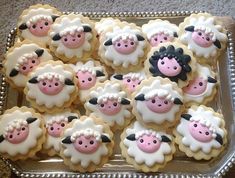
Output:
[
  {"xmin": 42, "ymin": 109, "xmax": 80, "ymax": 156},
  {"xmin": 173, "ymin": 105, "xmax": 227, "ymax": 160},
  {"xmin": 70, "ymin": 60, "xmax": 108, "ymax": 103},
  {"xmin": 142, "ymin": 19, "xmax": 179, "ymax": 47},
  {"xmin": 132, "ymin": 77, "xmax": 184, "ymax": 129},
  {"xmin": 49, "ymin": 13, "xmax": 97, "ymax": 63},
  {"xmin": 120, "ymin": 121, "xmax": 175, "ymax": 172},
  {"xmin": 4, "ymin": 41, "xmax": 53, "ymax": 90},
  {"xmin": 24, "ymin": 61, "xmax": 78, "ymax": 113},
  {"xmin": 17, "ymin": 4, "xmax": 61, "ymax": 47},
  {"xmin": 85, "ymin": 81, "xmax": 133, "ymax": 130},
  {"xmin": 0, "ymin": 106, "xmax": 45, "ymax": 161},
  {"xmin": 179, "ymin": 13, "xmax": 227, "ymax": 62},
  {"xmin": 60, "ymin": 116, "xmax": 114, "ymax": 172}
]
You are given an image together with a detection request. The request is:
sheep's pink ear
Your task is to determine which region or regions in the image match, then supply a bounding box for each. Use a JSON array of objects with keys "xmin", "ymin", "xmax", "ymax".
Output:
[
  {"xmin": 28, "ymin": 76, "xmax": 38, "ymax": 84},
  {"xmin": 67, "ymin": 116, "xmax": 78, "ymax": 122},
  {"xmin": 215, "ymin": 133, "xmax": 223, "ymax": 145},
  {"xmin": 161, "ymin": 135, "xmax": 171, "ymax": 142},
  {"xmin": 0, "ymin": 135, "xmax": 5, "ymax": 143},
  {"xmin": 135, "ymin": 94, "xmax": 145, "ymax": 101},
  {"xmin": 181, "ymin": 114, "xmax": 191, "ymax": 121},
  {"xmin": 113, "ymin": 74, "xmax": 123, "ymax": 80},
  {"xmin": 64, "ymin": 78, "xmax": 74, "ymax": 85},
  {"xmin": 136, "ymin": 34, "xmax": 145, "ymax": 41},
  {"xmin": 83, "ymin": 25, "xmax": 92, "ymax": 32},
  {"xmin": 104, "ymin": 39, "xmax": 112, "ymax": 46},
  {"xmin": 121, "ymin": 98, "xmax": 130, "ymax": 105},
  {"xmin": 101, "ymin": 135, "xmax": 111, "ymax": 143},
  {"xmin": 51, "ymin": 15, "xmax": 59, "ymax": 22},
  {"xmin": 62, "ymin": 136, "xmax": 72, "ymax": 144},
  {"xmin": 9, "ymin": 68, "xmax": 19, "ymax": 77},
  {"xmin": 96, "ymin": 70, "xmax": 105, "ymax": 77},
  {"xmin": 19, "ymin": 23, "xmax": 28, "ymax": 30},
  {"xmin": 185, "ymin": 26, "xmax": 195, "ymax": 32},
  {"xmin": 52, "ymin": 33, "xmax": 61, "ymax": 41},
  {"xmin": 213, "ymin": 39, "xmax": 221, "ymax": 49},
  {"xmin": 126, "ymin": 134, "xmax": 136, "ymax": 141},
  {"xmin": 173, "ymin": 98, "xmax": 183, "ymax": 105},
  {"xmin": 35, "ymin": 49, "xmax": 44, "ymax": 57},
  {"xmin": 26, "ymin": 117, "xmax": 37, "ymax": 124},
  {"xmin": 89, "ymin": 97, "xmax": 98, "ymax": 105}
]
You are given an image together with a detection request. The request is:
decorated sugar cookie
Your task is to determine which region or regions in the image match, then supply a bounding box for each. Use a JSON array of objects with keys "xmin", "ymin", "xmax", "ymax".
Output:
[
  {"xmin": 120, "ymin": 121, "xmax": 175, "ymax": 172},
  {"xmin": 49, "ymin": 14, "xmax": 97, "ymax": 63},
  {"xmin": 182, "ymin": 63, "xmax": 217, "ymax": 106},
  {"xmin": 174, "ymin": 105, "xmax": 227, "ymax": 160},
  {"xmin": 144, "ymin": 42, "xmax": 196, "ymax": 87},
  {"xmin": 4, "ymin": 41, "xmax": 53, "ymax": 89},
  {"xmin": 60, "ymin": 116, "xmax": 114, "ymax": 172},
  {"xmin": 179, "ymin": 13, "xmax": 227, "ymax": 62},
  {"xmin": 85, "ymin": 81, "xmax": 133, "ymax": 130},
  {"xmin": 24, "ymin": 61, "xmax": 78, "ymax": 113},
  {"xmin": 0, "ymin": 106, "xmax": 45, "ymax": 161},
  {"xmin": 42, "ymin": 109, "xmax": 79, "ymax": 156},
  {"xmin": 18, "ymin": 4, "xmax": 61, "ymax": 47},
  {"xmin": 95, "ymin": 18, "xmax": 120, "ymax": 36},
  {"xmin": 132, "ymin": 77, "xmax": 184, "ymax": 129},
  {"xmin": 70, "ymin": 60, "xmax": 108, "ymax": 103},
  {"xmin": 142, "ymin": 19, "xmax": 179, "ymax": 47}
]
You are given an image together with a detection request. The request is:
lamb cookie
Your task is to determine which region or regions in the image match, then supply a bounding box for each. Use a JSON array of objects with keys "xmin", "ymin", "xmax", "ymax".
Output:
[
  {"xmin": 179, "ymin": 13, "xmax": 227, "ymax": 62},
  {"xmin": 173, "ymin": 105, "xmax": 227, "ymax": 160},
  {"xmin": 132, "ymin": 77, "xmax": 184, "ymax": 129},
  {"xmin": 4, "ymin": 40, "xmax": 53, "ymax": 90},
  {"xmin": 99, "ymin": 22, "xmax": 149, "ymax": 71},
  {"xmin": 49, "ymin": 13, "xmax": 97, "ymax": 63},
  {"xmin": 120, "ymin": 121, "xmax": 175, "ymax": 172},
  {"xmin": 0, "ymin": 106, "xmax": 45, "ymax": 161},
  {"xmin": 85, "ymin": 81, "xmax": 133, "ymax": 130},
  {"xmin": 17, "ymin": 4, "xmax": 61, "ymax": 47},
  {"xmin": 42, "ymin": 109, "xmax": 80, "ymax": 156},
  {"xmin": 182, "ymin": 63, "xmax": 217, "ymax": 107},
  {"xmin": 60, "ymin": 116, "xmax": 114, "ymax": 172},
  {"xmin": 24, "ymin": 61, "xmax": 78, "ymax": 113},
  {"xmin": 70, "ymin": 60, "xmax": 108, "ymax": 104},
  {"xmin": 144, "ymin": 42, "xmax": 196, "ymax": 87},
  {"xmin": 142, "ymin": 19, "xmax": 179, "ymax": 47}
]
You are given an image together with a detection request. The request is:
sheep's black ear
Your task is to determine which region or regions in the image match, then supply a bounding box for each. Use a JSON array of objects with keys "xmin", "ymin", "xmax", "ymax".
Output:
[
  {"xmin": 51, "ymin": 15, "xmax": 59, "ymax": 22},
  {"xmin": 136, "ymin": 34, "xmax": 145, "ymax": 41},
  {"xmin": 181, "ymin": 114, "xmax": 192, "ymax": 121},
  {"xmin": 62, "ymin": 136, "xmax": 72, "ymax": 144},
  {"xmin": 135, "ymin": 94, "xmax": 145, "ymax": 101},
  {"xmin": 26, "ymin": 117, "xmax": 37, "ymax": 124},
  {"xmin": 104, "ymin": 39, "xmax": 113, "ymax": 46},
  {"xmin": 9, "ymin": 69, "xmax": 19, "ymax": 77},
  {"xmin": 83, "ymin": 25, "xmax": 92, "ymax": 32},
  {"xmin": 173, "ymin": 98, "xmax": 183, "ymax": 105},
  {"xmin": 0, "ymin": 135, "xmax": 5, "ymax": 143},
  {"xmin": 96, "ymin": 70, "xmax": 105, "ymax": 77},
  {"xmin": 161, "ymin": 135, "xmax": 171, "ymax": 142},
  {"xmin": 126, "ymin": 134, "xmax": 136, "ymax": 141},
  {"xmin": 67, "ymin": 116, "xmax": 78, "ymax": 122},
  {"xmin": 19, "ymin": 23, "xmax": 28, "ymax": 30},
  {"xmin": 28, "ymin": 77, "xmax": 38, "ymax": 83},
  {"xmin": 121, "ymin": 98, "xmax": 130, "ymax": 105},
  {"xmin": 35, "ymin": 49, "xmax": 44, "ymax": 57},
  {"xmin": 213, "ymin": 39, "xmax": 221, "ymax": 49},
  {"xmin": 52, "ymin": 33, "xmax": 61, "ymax": 41},
  {"xmin": 185, "ymin": 26, "xmax": 195, "ymax": 32},
  {"xmin": 208, "ymin": 76, "xmax": 217, "ymax": 83},
  {"xmin": 113, "ymin": 74, "xmax": 123, "ymax": 80},
  {"xmin": 101, "ymin": 135, "xmax": 111, "ymax": 143},
  {"xmin": 215, "ymin": 133, "xmax": 223, "ymax": 145},
  {"xmin": 89, "ymin": 97, "xmax": 98, "ymax": 105},
  {"xmin": 64, "ymin": 78, "xmax": 74, "ymax": 85},
  {"xmin": 173, "ymin": 32, "xmax": 178, "ymax": 37}
]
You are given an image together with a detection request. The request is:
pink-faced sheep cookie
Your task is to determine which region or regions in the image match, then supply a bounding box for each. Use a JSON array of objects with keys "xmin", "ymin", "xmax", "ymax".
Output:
[
  {"xmin": 98, "ymin": 22, "xmax": 149, "ymax": 71},
  {"xmin": 24, "ymin": 61, "xmax": 78, "ymax": 113},
  {"xmin": 182, "ymin": 63, "xmax": 217, "ymax": 107},
  {"xmin": 120, "ymin": 121, "xmax": 175, "ymax": 172},
  {"xmin": 70, "ymin": 60, "xmax": 108, "ymax": 103},
  {"xmin": 85, "ymin": 81, "xmax": 133, "ymax": 130},
  {"xmin": 49, "ymin": 13, "xmax": 97, "ymax": 63},
  {"xmin": 132, "ymin": 77, "xmax": 184, "ymax": 129},
  {"xmin": 179, "ymin": 13, "xmax": 227, "ymax": 62},
  {"xmin": 42, "ymin": 109, "xmax": 80, "ymax": 156},
  {"xmin": 4, "ymin": 40, "xmax": 53, "ymax": 90},
  {"xmin": 60, "ymin": 116, "xmax": 114, "ymax": 172},
  {"xmin": 17, "ymin": 4, "xmax": 61, "ymax": 47},
  {"xmin": 0, "ymin": 106, "xmax": 45, "ymax": 161},
  {"xmin": 144, "ymin": 42, "xmax": 196, "ymax": 88},
  {"xmin": 173, "ymin": 105, "xmax": 227, "ymax": 160},
  {"xmin": 142, "ymin": 19, "xmax": 179, "ymax": 47}
]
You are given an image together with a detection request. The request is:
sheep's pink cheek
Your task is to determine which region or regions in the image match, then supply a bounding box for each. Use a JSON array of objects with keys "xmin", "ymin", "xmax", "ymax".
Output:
[
  {"xmin": 28, "ymin": 19, "xmax": 52, "ymax": 37},
  {"xmin": 6, "ymin": 126, "xmax": 29, "ymax": 144},
  {"xmin": 145, "ymin": 96, "xmax": 173, "ymax": 113},
  {"xmin": 149, "ymin": 34, "xmax": 173, "ymax": 47},
  {"xmin": 76, "ymin": 71, "xmax": 96, "ymax": 90},
  {"xmin": 137, "ymin": 135, "xmax": 161, "ymax": 153},
  {"xmin": 123, "ymin": 78, "xmax": 141, "ymax": 92},
  {"xmin": 47, "ymin": 122, "xmax": 67, "ymax": 137},
  {"xmin": 182, "ymin": 77, "xmax": 207, "ymax": 95},
  {"xmin": 157, "ymin": 57, "xmax": 182, "ymax": 77},
  {"xmin": 113, "ymin": 39, "xmax": 137, "ymax": 54},
  {"xmin": 38, "ymin": 79, "xmax": 64, "ymax": 95},
  {"xmin": 73, "ymin": 136, "xmax": 100, "ymax": 154},
  {"xmin": 98, "ymin": 100, "xmax": 122, "ymax": 115},
  {"xmin": 192, "ymin": 31, "xmax": 213, "ymax": 48},
  {"xmin": 19, "ymin": 57, "xmax": 40, "ymax": 75},
  {"xmin": 61, "ymin": 31, "xmax": 85, "ymax": 49}
]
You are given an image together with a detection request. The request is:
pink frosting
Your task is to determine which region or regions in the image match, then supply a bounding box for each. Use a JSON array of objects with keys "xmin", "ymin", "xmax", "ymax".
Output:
[
  {"xmin": 113, "ymin": 38, "xmax": 137, "ymax": 54},
  {"xmin": 149, "ymin": 33, "xmax": 173, "ymax": 47},
  {"xmin": 76, "ymin": 71, "xmax": 96, "ymax": 90},
  {"xmin": 73, "ymin": 135, "xmax": 100, "ymax": 154},
  {"xmin": 47, "ymin": 121, "xmax": 67, "ymax": 137},
  {"xmin": 145, "ymin": 96, "xmax": 173, "ymax": 113},
  {"xmin": 19, "ymin": 57, "xmax": 40, "ymax": 75},
  {"xmin": 192, "ymin": 30, "xmax": 213, "ymax": 48},
  {"xmin": 123, "ymin": 77, "xmax": 141, "ymax": 92},
  {"xmin": 61, "ymin": 31, "xmax": 85, "ymax": 49},
  {"xmin": 28, "ymin": 19, "xmax": 52, "ymax": 37},
  {"xmin": 5, "ymin": 125, "xmax": 29, "ymax": 144},
  {"xmin": 182, "ymin": 77, "xmax": 207, "ymax": 95},
  {"xmin": 38, "ymin": 78, "xmax": 64, "ymax": 95},
  {"xmin": 136, "ymin": 134, "xmax": 161, "ymax": 153},
  {"xmin": 157, "ymin": 57, "xmax": 182, "ymax": 77},
  {"xmin": 98, "ymin": 99, "xmax": 121, "ymax": 115}
]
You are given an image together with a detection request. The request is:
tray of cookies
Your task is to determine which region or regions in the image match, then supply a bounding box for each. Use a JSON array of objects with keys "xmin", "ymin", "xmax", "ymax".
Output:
[{"xmin": 0, "ymin": 3, "xmax": 235, "ymax": 178}]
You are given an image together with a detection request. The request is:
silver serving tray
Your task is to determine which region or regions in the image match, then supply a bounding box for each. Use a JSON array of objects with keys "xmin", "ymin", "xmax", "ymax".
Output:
[{"xmin": 1, "ymin": 11, "xmax": 235, "ymax": 178}]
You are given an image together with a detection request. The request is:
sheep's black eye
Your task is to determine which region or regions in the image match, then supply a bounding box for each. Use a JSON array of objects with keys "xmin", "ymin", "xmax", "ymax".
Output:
[
  {"xmin": 100, "ymin": 104, "xmax": 104, "ymax": 107},
  {"xmin": 199, "ymin": 82, "xmax": 203, "ymax": 86},
  {"xmin": 113, "ymin": 102, "xmax": 117, "ymax": 106},
  {"xmin": 205, "ymin": 132, "xmax": 210, "ymax": 135},
  {"xmin": 194, "ymin": 124, "xmax": 197, "ymax": 127},
  {"xmin": 78, "ymin": 141, "xmax": 82, "ymax": 145},
  {"xmin": 45, "ymin": 22, "xmax": 48, "ymax": 26},
  {"xmin": 117, "ymin": 43, "xmax": 121, "ymax": 47},
  {"xmin": 88, "ymin": 77, "xmax": 92, "ymax": 81},
  {"xmin": 61, "ymin": 123, "xmax": 65, "ymax": 127},
  {"xmin": 153, "ymin": 140, "xmax": 157, "ymax": 144},
  {"xmin": 198, "ymin": 32, "xmax": 202, "ymax": 36},
  {"xmin": 152, "ymin": 99, "xmax": 155, "ymax": 103},
  {"xmin": 127, "ymin": 79, "xmax": 131, "ymax": 82},
  {"xmin": 140, "ymin": 139, "xmax": 144, "ymax": 143},
  {"xmin": 90, "ymin": 140, "xmax": 94, "ymax": 144},
  {"xmin": 164, "ymin": 37, "xmax": 167, "ymax": 40},
  {"xmin": 32, "ymin": 24, "xmax": 36, "ymax": 29}
]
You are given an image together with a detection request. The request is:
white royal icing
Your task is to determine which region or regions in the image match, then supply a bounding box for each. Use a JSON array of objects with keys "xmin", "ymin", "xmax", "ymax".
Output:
[
  {"xmin": 95, "ymin": 18, "xmax": 119, "ymax": 35},
  {"xmin": 111, "ymin": 70, "xmax": 146, "ymax": 81}
]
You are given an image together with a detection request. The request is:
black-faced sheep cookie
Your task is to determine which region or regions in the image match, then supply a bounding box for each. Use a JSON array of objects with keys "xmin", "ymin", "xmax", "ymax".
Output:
[{"xmin": 144, "ymin": 42, "xmax": 196, "ymax": 88}]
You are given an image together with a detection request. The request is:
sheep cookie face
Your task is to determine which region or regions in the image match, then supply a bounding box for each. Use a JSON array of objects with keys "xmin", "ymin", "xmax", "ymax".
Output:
[
  {"xmin": 47, "ymin": 121, "xmax": 67, "ymax": 137},
  {"xmin": 19, "ymin": 57, "xmax": 40, "ymax": 75},
  {"xmin": 38, "ymin": 78, "xmax": 64, "ymax": 95},
  {"xmin": 192, "ymin": 30, "xmax": 213, "ymax": 48},
  {"xmin": 145, "ymin": 96, "xmax": 173, "ymax": 113},
  {"xmin": 98, "ymin": 99, "xmax": 122, "ymax": 116},
  {"xmin": 137, "ymin": 134, "xmax": 161, "ymax": 153},
  {"xmin": 157, "ymin": 57, "xmax": 182, "ymax": 77},
  {"xmin": 73, "ymin": 135, "xmax": 100, "ymax": 154},
  {"xmin": 113, "ymin": 38, "xmax": 137, "ymax": 54},
  {"xmin": 28, "ymin": 19, "xmax": 52, "ymax": 37},
  {"xmin": 188, "ymin": 121, "xmax": 213, "ymax": 142},
  {"xmin": 61, "ymin": 31, "xmax": 86, "ymax": 49},
  {"xmin": 150, "ymin": 33, "xmax": 173, "ymax": 47},
  {"xmin": 76, "ymin": 71, "xmax": 96, "ymax": 90},
  {"xmin": 183, "ymin": 77, "xmax": 207, "ymax": 95},
  {"xmin": 5, "ymin": 125, "xmax": 29, "ymax": 144},
  {"xmin": 123, "ymin": 77, "xmax": 141, "ymax": 92}
]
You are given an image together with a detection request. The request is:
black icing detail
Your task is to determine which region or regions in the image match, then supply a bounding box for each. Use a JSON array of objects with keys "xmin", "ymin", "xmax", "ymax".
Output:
[
  {"xmin": 120, "ymin": 98, "xmax": 130, "ymax": 105},
  {"xmin": 67, "ymin": 116, "xmax": 78, "ymax": 122},
  {"xmin": 136, "ymin": 34, "xmax": 145, "ymax": 41},
  {"xmin": 28, "ymin": 76, "xmax": 38, "ymax": 83},
  {"xmin": 9, "ymin": 68, "xmax": 19, "ymax": 77},
  {"xmin": 126, "ymin": 134, "xmax": 136, "ymax": 141},
  {"xmin": 51, "ymin": 15, "xmax": 59, "ymax": 22},
  {"xmin": 89, "ymin": 97, "xmax": 98, "ymax": 105},
  {"xmin": 52, "ymin": 33, "xmax": 61, "ymax": 41},
  {"xmin": 213, "ymin": 39, "xmax": 221, "ymax": 49},
  {"xmin": 19, "ymin": 23, "xmax": 28, "ymax": 30},
  {"xmin": 185, "ymin": 26, "xmax": 195, "ymax": 32},
  {"xmin": 0, "ymin": 135, "xmax": 5, "ymax": 143},
  {"xmin": 215, "ymin": 133, "xmax": 223, "ymax": 145},
  {"xmin": 148, "ymin": 45, "xmax": 192, "ymax": 82},
  {"xmin": 96, "ymin": 70, "xmax": 105, "ymax": 77},
  {"xmin": 173, "ymin": 98, "xmax": 183, "ymax": 105},
  {"xmin": 83, "ymin": 25, "xmax": 92, "ymax": 32},
  {"xmin": 113, "ymin": 74, "xmax": 123, "ymax": 80},
  {"xmin": 101, "ymin": 135, "xmax": 111, "ymax": 142},
  {"xmin": 208, "ymin": 76, "xmax": 217, "ymax": 83},
  {"xmin": 135, "ymin": 94, "xmax": 145, "ymax": 101},
  {"xmin": 173, "ymin": 32, "xmax": 178, "ymax": 37},
  {"xmin": 161, "ymin": 135, "xmax": 171, "ymax": 142},
  {"xmin": 26, "ymin": 117, "xmax": 37, "ymax": 124},
  {"xmin": 35, "ymin": 49, "xmax": 44, "ymax": 57},
  {"xmin": 62, "ymin": 136, "xmax": 72, "ymax": 144},
  {"xmin": 181, "ymin": 114, "xmax": 192, "ymax": 121},
  {"xmin": 104, "ymin": 39, "xmax": 113, "ymax": 46},
  {"xmin": 64, "ymin": 78, "xmax": 74, "ymax": 85}
]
